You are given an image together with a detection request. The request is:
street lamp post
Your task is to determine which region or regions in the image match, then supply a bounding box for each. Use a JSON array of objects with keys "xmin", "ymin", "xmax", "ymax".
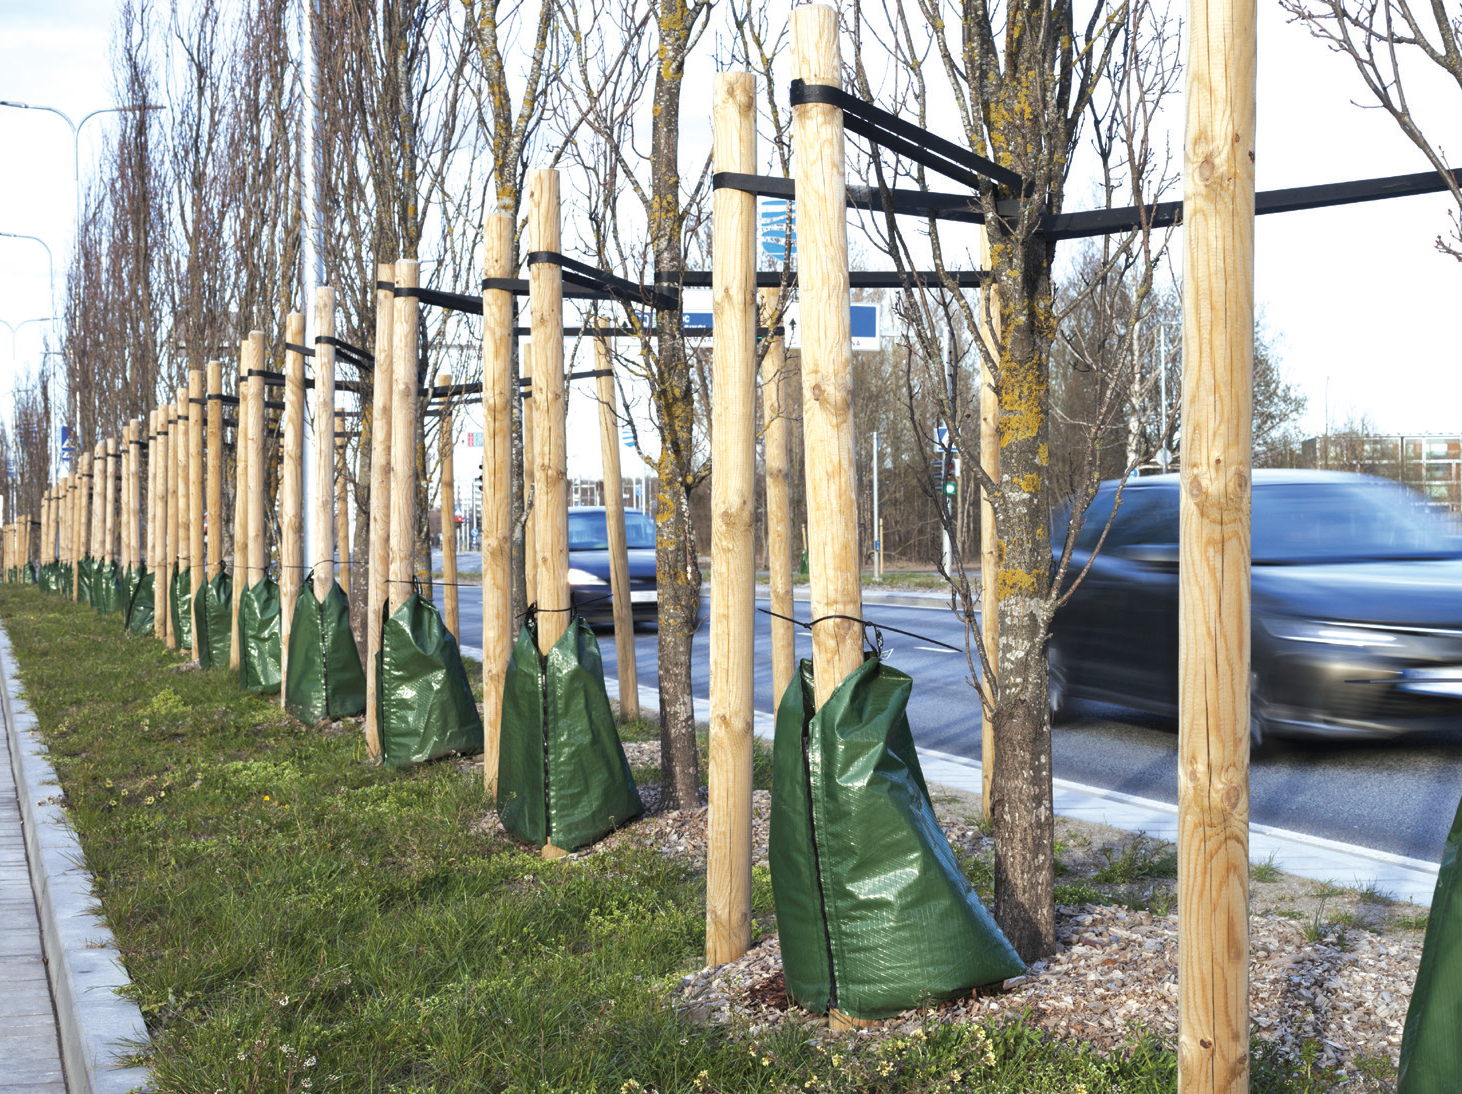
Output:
[
  {"xmin": 0, "ymin": 317, "xmax": 58, "ymax": 359},
  {"xmin": 0, "ymin": 100, "xmax": 164, "ymax": 227},
  {"xmin": 0, "ymin": 232, "xmax": 56, "ymax": 311}
]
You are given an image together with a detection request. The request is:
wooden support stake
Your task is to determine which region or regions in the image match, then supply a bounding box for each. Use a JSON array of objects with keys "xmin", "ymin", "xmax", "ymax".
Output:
[
  {"xmin": 162, "ymin": 413, "xmax": 177, "ymax": 643},
  {"xmin": 206, "ymin": 362, "xmax": 224, "ymax": 578},
  {"xmin": 189, "ymin": 371, "xmax": 205, "ymax": 610},
  {"xmin": 1178, "ymin": 0, "xmax": 1255, "ymax": 1089},
  {"xmin": 792, "ymin": 6, "xmax": 863, "ymax": 710},
  {"xmin": 117, "ymin": 435, "xmax": 127, "ymax": 573},
  {"xmin": 707, "ymin": 70, "xmax": 757, "ymax": 967},
  {"xmin": 247, "ymin": 332, "xmax": 267, "ymax": 591},
  {"xmin": 482, "ymin": 215, "xmax": 515, "ymax": 792},
  {"xmin": 146, "ymin": 412, "xmax": 158, "ymax": 588},
  {"xmin": 174, "ymin": 389, "xmax": 187, "ymax": 600},
  {"xmin": 438, "ymin": 375, "xmax": 459, "ymax": 637},
  {"xmin": 231, "ymin": 344, "xmax": 249, "ymax": 666},
  {"xmin": 128, "ymin": 420, "xmax": 141, "ymax": 573},
  {"xmin": 104, "ymin": 438, "xmax": 118, "ymax": 567},
  {"xmin": 522, "ymin": 341, "xmax": 537, "ymax": 609},
  {"xmin": 528, "ymin": 170, "xmax": 568, "ymax": 658},
  {"xmin": 528, "ymin": 170, "xmax": 569, "ymax": 862},
  {"xmin": 335, "ymin": 408, "xmax": 351, "ymax": 598},
  {"xmin": 977, "ymin": 225, "xmax": 1001, "ymax": 821},
  {"xmin": 365, "ymin": 266, "xmax": 396, "ymax": 758},
  {"xmin": 760, "ymin": 292, "xmax": 794, "ymax": 709},
  {"xmin": 281, "ymin": 316, "xmax": 307, "ymax": 704},
  {"xmin": 388, "ymin": 260, "xmax": 420, "ymax": 613},
  {"xmin": 793, "ymin": 7, "xmax": 872, "ymax": 1031},
  {"xmin": 90, "ymin": 444, "xmax": 104, "ymax": 562},
  {"xmin": 595, "ymin": 322, "xmax": 637, "ymax": 721},
  {"xmin": 314, "ymin": 287, "xmax": 337, "ymax": 601}
]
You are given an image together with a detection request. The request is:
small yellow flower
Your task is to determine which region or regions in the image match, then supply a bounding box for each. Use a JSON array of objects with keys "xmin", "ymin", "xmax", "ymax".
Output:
[
  {"xmin": 263, "ymin": 795, "xmax": 270, "ymax": 802},
  {"xmin": 145, "ymin": 796, "xmax": 155, "ymax": 805},
  {"xmin": 761, "ymin": 1057, "xmax": 770, "ymax": 1067},
  {"xmin": 104, "ymin": 779, "xmax": 114, "ymax": 788},
  {"xmin": 108, "ymin": 800, "xmax": 117, "ymax": 807}
]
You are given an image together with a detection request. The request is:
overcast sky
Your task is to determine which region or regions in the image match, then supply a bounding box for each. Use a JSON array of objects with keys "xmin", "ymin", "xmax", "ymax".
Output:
[{"xmin": 1, "ymin": 0, "xmax": 1458, "ymax": 469}]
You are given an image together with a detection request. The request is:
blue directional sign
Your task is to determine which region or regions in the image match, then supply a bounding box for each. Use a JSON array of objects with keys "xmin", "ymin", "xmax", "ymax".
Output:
[{"xmin": 760, "ymin": 198, "xmax": 795, "ymax": 260}]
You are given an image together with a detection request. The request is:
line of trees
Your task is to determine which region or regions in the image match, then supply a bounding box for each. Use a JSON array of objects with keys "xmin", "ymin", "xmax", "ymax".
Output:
[{"xmin": 22, "ymin": 0, "xmax": 1455, "ymax": 966}]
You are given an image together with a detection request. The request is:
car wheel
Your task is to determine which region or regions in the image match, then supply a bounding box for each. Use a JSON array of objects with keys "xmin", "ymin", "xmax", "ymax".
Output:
[{"xmin": 1048, "ymin": 642, "xmax": 1072, "ymax": 725}]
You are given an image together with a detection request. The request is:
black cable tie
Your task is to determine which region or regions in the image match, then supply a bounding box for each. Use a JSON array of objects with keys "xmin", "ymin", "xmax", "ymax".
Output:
[
  {"xmin": 758, "ymin": 606, "xmax": 963, "ymax": 656},
  {"xmin": 206, "ymin": 394, "xmax": 240, "ymax": 406},
  {"xmin": 285, "ymin": 341, "xmax": 316, "ymax": 358},
  {"xmin": 246, "ymin": 369, "xmax": 286, "ymax": 383},
  {"xmin": 568, "ymin": 368, "xmax": 614, "ymax": 381},
  {"xmin": 482, "ymin": 277, "xmax": 528, "ymax": 293},
  {"xmin": 188, "ymin": 397, "xmax": 207, "ymax": 406},
  {"xmin": 376, "ymin": 280, "xmax": 395, "ymax": 291}
]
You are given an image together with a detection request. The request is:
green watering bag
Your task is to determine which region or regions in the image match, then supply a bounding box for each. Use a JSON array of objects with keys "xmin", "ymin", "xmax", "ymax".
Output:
[
  {"xmin": 169, "ymin": 565, "xmax": 194, "ymax": 650},
  {"xmin": 497, "ymin": 617, "xmax": 643, "ymax": 852},
  {"xmin": 92, "ymin": 560, "xmax": 120, "ymax": 614},
  {"xmin": 191, "ymin": 572, "xmax": 233, "ymax": 671},
  {"xmin": 769, "ymin": 656, "xmax": 1024, "ymax": 1020},
  {"xmin": 61, "ymin": 562, "xmax": 74, "ymax": 598},
  {"xmin": 1398, "ymin": 793, "xmax": 1462, "ymax": 1092},
  {"xmin": 124, "ymin": 569, "xmax": 155, "ymax": 635},
  {"xmin": 375, "ymin": 593, "xmax": 482, "ymax": 768},
  {"xmin": 77, "ymin": 556, "xmax": 94, "ymax": 602},
  {"xmin": 239, "ymin": 577, "xmax": 282, "ymax": 693},
  {"xmin": 286, "ymin": 580, "xmax": 367, "ymax": 723}
]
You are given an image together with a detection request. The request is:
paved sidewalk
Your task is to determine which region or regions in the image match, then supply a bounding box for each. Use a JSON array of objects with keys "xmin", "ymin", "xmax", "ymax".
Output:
[{"xmin": 0, "ymin": 693, "xmax": 68, "ymax": 1093}]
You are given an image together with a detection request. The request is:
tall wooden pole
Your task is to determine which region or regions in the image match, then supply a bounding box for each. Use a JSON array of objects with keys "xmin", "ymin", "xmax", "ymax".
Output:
[
  {"xmin": 146, "ymin": 412, "xmax": 158, "ymax": 586},
  {"xmin": 792, "ymin": 6, "xmax": 863, "ymax": 712},
  {"xmin": 232, "ymin": 345, "xmax": 250, "ymax": 666},
  {"xmin": 117, "ymin": 437, "xmax": 127, "ymax": 573},
  {"xmin": 1178, "ymin": 0, "xmax": 1255, "ymax": 1088},
  {"xmin": 977, "ymin": 225, "xmax": 1001, "ymax": 821},
  {"xmin": 335, "ymin": 408, "xmax": 351, "ymax": 597},
  {"xmin": 89, "ymin": 444, "xmax": 103, "ymax": 563},
  {"xmin": 365, "ymin": 266, "xmax": 396, "ymax": 758},
  {"xmin": 707, "ymin": 70, "xmax": 757, "ymax": 967},
  {"xmin": 595, "ymin": 322, "xmax": 637, "ymax": 720},
  {"xmin": 528, "ymin": 170, "xmax": 568, "ymax": 656},
  {"xmin": 246, "ymin": 332, "xmax": 267, "ymax": 591},
  {"xmin": 481, "ymin": 215, "xmax": 515, "ymax": 791},
  {"xmin": 313, "ymin": 287, "xmax": 337, "ymax": 601},
  {"xmin": 521, "ymin": 341, "xmax": 538, "ymax": 608},
  {"xmin": 388, "ymin": 260, "xmax": 420, "ymax": 613},
  {"xmin": 760, "ymin": 294, "xmax": 794, "ymax": 708},
  {"xmin": 159, "ymin": 412, "xmax": 174, "ymax": 640},
  {"xmin": 189, "ymin": 371, "xmax": 205, "ymax": 610},
  {"xmin": 129, "ymin": 419, "xmax": 143, "ymax": 575},
  {"xmin": 206, "ymin": 362, "xmax": 224, "ymax": 579},
  {"xmin": 438, "ymin": 375, "xmax": 459, "ymax": 637},
  {"xmin": 175, "ymin": 387, "xmax": 189, "ymax": 642},
  {"xmin": 281, "ymin": 315, "xmax": 307, "ymax": 703},
  {"xmin": 104, "ymin": 437, "xmax": 119, "ymax": 567}
]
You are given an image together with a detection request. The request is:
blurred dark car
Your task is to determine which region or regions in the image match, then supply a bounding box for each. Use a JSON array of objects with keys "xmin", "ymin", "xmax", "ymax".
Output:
[
  {"xmin": 1050, "ymin": 471, "xmax": 1462, "ymax": 745},
  {"xmin": 567, "ymin": 507, "xmax": 660, "ymax": 626}
]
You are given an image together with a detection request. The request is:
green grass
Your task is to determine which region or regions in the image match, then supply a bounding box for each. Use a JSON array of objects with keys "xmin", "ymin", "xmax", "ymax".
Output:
[
  {"xmin": 0, "ymin": 585, "xmax": 1346, "ymax": 1094},
  {"xmin": 1250, "ymin": 852, "xmax": 1282, "ymax": 883}
]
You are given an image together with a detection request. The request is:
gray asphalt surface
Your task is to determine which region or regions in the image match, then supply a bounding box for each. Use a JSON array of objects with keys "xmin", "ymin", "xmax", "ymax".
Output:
[{"xmin": 432, "ymin": 554, "xmax": 1462, "ymax": 864}]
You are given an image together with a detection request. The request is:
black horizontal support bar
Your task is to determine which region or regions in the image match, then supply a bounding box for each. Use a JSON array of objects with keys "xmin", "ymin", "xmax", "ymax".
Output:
[
  {"xmin": 1042, "ymin": 166, "xmax": 1462, "ymax": 240},
  {"xmin": 790, "ymin": 79, "xmax": 1026, "ymax": 192},
  {"xmin": 285, "ymin": 342, "xmax": 315, "ymax": 358},
  {"xmin": 428, "ymin": 382, "xmax": 484, "ymax": 400},
  {"xmin": 527, "ymin": 251, "xmax": 680, "ymax": 310}
]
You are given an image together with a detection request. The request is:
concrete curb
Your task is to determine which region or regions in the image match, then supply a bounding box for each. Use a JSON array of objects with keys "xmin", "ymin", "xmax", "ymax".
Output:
[{"xmin": 0, "ymin": 622, "xmax": 153, "ymax": 1094}]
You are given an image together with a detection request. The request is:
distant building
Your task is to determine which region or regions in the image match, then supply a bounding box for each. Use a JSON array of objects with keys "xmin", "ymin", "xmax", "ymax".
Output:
[{"xmin": 1301, "ymin": 433, "xmax": 1462, "ymax": 510}]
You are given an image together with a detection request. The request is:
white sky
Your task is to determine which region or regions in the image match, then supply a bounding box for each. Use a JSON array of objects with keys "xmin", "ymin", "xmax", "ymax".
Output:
[{"xmin": 2, "ymin": 0, "xmax": 1458, "ymax": 493}]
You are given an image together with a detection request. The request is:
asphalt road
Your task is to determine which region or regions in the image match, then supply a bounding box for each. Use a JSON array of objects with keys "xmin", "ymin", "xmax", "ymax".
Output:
[{"xmin": 431, "ymin": 564, "xmax": 1462, "ymax": 865}]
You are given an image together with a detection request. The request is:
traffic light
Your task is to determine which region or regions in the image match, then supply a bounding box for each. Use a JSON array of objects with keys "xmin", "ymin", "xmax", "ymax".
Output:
[{"xmin": 941, "ymin": 456, "xmax": 957, "ymax": 498}]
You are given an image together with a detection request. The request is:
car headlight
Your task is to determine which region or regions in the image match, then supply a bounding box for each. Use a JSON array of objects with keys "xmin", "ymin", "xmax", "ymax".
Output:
[
  {"xmin": 1262, "ymin": 618, "xmax": 1401, "ymax": 650},
  {"xmin": 566, "ymin": 567, "xmax": 608, "ymax": 586}
]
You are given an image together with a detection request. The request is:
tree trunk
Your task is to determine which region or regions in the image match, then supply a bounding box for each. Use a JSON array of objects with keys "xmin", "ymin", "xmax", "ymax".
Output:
[
  {"xmin": 649, "ymin": 0, "xmax": 703, "ymax": 809},
  {"xmin": 990, "ymin": 238, "xmax": 1058, "ymax": 963}
]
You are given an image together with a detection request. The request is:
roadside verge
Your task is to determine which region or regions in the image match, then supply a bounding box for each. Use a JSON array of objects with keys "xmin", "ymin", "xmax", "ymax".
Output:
[{"xmin": 0, "ymin": 623, "xmax": 153, "ymax": 1094}]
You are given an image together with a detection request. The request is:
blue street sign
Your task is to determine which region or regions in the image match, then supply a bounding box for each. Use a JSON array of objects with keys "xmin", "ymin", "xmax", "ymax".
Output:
[{"xmin": 760, "ymin": 198, "xmax": 795, "ymax": 260}]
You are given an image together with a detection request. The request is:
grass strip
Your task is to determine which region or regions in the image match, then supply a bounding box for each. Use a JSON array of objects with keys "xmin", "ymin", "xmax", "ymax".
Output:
[{"xmin": 0, "ymin": 585, "xmax": 1341, "ymax": 1093}]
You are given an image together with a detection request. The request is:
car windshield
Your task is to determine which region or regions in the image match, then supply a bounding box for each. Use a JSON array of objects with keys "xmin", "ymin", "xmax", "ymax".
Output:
[
  {"xmin": 567, "ymin": 510, "xmax": 657, "ymax": 550},
  {"xmin": 1253, "ymin": 482, "xmax": 1462, "ymax": 562},
  {"xmin": 1062, "ymin": 478, "xmax": 1462, "ymax": 563}
]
